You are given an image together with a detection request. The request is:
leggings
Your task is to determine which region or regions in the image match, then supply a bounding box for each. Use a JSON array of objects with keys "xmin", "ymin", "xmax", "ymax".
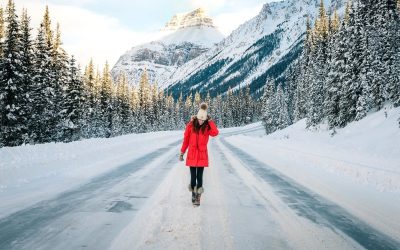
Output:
[{"xmin": 190, "ymin": 167, "xmax": 204, "ymax": 189}]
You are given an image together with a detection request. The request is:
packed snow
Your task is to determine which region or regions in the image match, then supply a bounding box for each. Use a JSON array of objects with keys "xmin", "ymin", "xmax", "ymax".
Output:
[{"xmin": 0, "ymin": 107, "xmax": 399, "ymax": 249}]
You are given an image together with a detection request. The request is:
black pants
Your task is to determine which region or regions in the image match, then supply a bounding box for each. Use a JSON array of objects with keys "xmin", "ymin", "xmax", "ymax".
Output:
[{"xmin": 190, "ymin": 167, "xmax": 204, "ymax": 189}]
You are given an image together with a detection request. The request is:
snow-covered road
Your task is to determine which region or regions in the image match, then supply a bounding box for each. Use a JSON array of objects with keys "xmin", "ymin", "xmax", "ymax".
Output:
[{"xmin": 1, "ymin": 109, "xmax": 400, "ymax": 249}]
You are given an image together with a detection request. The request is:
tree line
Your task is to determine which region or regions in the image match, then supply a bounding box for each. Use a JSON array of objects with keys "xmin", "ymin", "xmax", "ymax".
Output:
[
  {"xmin": 262, "ymin": 0, "xmax": 400, "ymax": 134},
  {"xmin": 0, "ymin": 0, "xmax": 260, "ymax": 148}
]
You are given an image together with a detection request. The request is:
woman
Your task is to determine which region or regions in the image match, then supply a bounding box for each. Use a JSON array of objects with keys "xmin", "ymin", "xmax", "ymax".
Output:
[{"xmin": 179, "ymin": 102, "xmax": 219, "ymax": 206}]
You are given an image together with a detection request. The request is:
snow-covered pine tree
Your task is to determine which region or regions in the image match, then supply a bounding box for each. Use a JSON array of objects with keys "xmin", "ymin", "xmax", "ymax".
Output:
[
  {"xmin": 120, "ymin": 73, "xmax": 131, "ymax": 134},
  {"xmin": 183, "ymin": 92, "xmax": 192, "ymax": 123},
  {"xmin": 223, "ymin": 87, "xmax": 234, "ymax": 127},
  {"xmin": 99, "ymin": 61, "xmax": 113, "ymax": 137},
  {"xmin": 137, "ymin": 69, "xmax": 151, "ymax": 132},
  {"xmin": 175, "ymin": 92, "xmax": 184, "ymax": 129},
  {"xmin": 276, "ymin": 84, "xmax": 290, "ymax": 130},
  {"xmin": 52, "ymin": 22, "xmax": 70, "ymax": 141},
  {"xmin": 261, "ymin": 78, "xmax": 278, "ymax": 134},
  {"xmin": 294, "ymin": 16, "xmax": 313, "ymax": 122},
  {"xmin": 348, "ymin": 2, "xmax": 366, "ymax": 121},
  {"xmin": 82, "ymin": 59, "xmax": 96, "ymax": 137},
  {"xmin": 62, "ymin": 56, "xmax": 85, "ymax": 142},
  {"xmin": 193, "ymin": 91, "xmax": 201, "ymax": 114},
  {"xmin": 0, "ymin": 6, "xmax": 4, "ymax": 57},
  {"xmin": 284, "ymin": 63, "xmax": 298, "ymax": 125},
  {"xmin": 244, "ymin": 84, "xmax": 252, "ymax": 124},
  {"xmin": 307, "ymin": 0, "xmax": 329, "ymax": 128},
  {"xmin": 383, "ymin": 0, "xmax": 400, "ymax": 107},
  {"xmin": 337, "ymin": 1, "xmax": 360, "ymax": 127},
  {"xmin": 0, "ymin": 0, "xmax": 25, "ymax": 146},
  {"xmin": 129, "ymin": 85, "xmax": 139, "ymax": 133},
  {"xmin": 165, "ymin": 93, "xmax": 174, "ymax": 130},
  {"xmin": 325, "ymin": 18, "xmax": 347, "ymax": 129},
  {"xmin": 367, "ymin": 0, "xmax": 389, "ymax": 110},
  {"xmin": 148, "ymin": 82, "xmax": 158, "ymax": 131},
  {"xmin": 344, "ymin": 0, "xmax": 351, "ymax": 24},
  {"xmin": 19, "ymin": 8, "xmax": 35, "ymax": 144},
  {"xmin": 91, "ymin": 67, "xmax": 103, "ymax": 137},
  {"xmin": 112, "ymin": 73, "xmax": 124, "ymax": 135},
  {"xmin": 31, "ymin": 7, "xmax": 57, "ymax": 143},
  {"xmin": 212, "ymin": 94, "xmax": 223, "ymax": 127}
]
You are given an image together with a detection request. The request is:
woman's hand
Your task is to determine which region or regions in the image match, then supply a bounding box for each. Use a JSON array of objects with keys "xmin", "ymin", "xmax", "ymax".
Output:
[
  {"xmin": 207, "ymin": 115, "xmax": 212, "ymax": 121},
  {"xmin": 190, "ymin": 115, "xmax": 196, "ymax": 122},
  {"xmin": 179, "ymin": 152, "xmax": 184, "ymax": 161}
]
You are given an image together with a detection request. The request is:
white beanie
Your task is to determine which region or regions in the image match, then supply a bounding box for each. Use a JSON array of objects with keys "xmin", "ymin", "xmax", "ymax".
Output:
[{"xmin": 196, "ymin": 102, "xmax": 208, "ymax": 120}]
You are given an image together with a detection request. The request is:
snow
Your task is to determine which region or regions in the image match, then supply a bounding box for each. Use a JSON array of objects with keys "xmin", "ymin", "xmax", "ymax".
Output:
[
  {"xmin": 111, "ymin": 9, "xmax": 224, "ymax": 88},
  {"xmin": 0, "ymin": 131, "xmax": 181, "ymax": 218},
  {"xmin": 0, "ymin": 107, "xmax": 399, "ymax": 248},
  {"xmin": 224, "ymin": 106, "xmax": 400, "ymax": 241},
  {"xmin": 160, "ymin": 26, "xmax": 223, "ymax": 47},
  {"xmin": 166, "ymin": 0, "xmax": 346, "ymax": 93}
]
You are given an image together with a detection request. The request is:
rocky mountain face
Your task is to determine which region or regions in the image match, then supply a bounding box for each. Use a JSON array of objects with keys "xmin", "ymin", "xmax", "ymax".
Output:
[
  {"xmin": 166, "ymin": 0, "xmax": 345, "ymax": 98},
  {"xmin": 111, "ymin": 8, "xmax": 224, "ymax": 87}
]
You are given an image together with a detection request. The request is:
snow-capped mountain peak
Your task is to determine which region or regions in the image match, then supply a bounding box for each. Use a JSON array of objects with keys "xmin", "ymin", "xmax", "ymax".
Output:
[
  {"xmin": 111, "ymin": 8, "xmax": 224, "ymax": 87},
  {"xmin": 163, "ymin": 8, "xmax": 215, "ymax": 30}
]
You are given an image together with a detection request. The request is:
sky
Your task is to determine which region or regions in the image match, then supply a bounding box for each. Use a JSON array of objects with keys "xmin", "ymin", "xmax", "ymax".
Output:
[{"xmin": 10, "ymin": 0, "xmax": 274, "ymax": 69}]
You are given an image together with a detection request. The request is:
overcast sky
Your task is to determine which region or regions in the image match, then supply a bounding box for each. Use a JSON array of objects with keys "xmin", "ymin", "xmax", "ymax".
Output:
[{"xmin": 11, "ymin": 0, "xmax": 277, "ymax": 68}]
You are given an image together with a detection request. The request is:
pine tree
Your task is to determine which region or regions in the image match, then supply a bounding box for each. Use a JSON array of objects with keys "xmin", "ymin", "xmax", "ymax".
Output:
[
  {"xmin": 261, "ymin": 78, "xmax": 278, "ymax": 134},
  {"xmin": 130, "ymin": 85, "xmax": 139, "ymax": 133},
  {"xmin": 43, "ymin": 6, "xmax": 52, "ymax": 49},
  {"xmin": 149, "ymin": 82, "xmax": 158, "ymax": 131},
  {"xmin": 0, "ymin": 0, "xmax": 25, "ymax": 146},
  {"xmin": 276, "ymin": 85, "xmax": 290, "ymax": 130},
  {"xmin": 224, "ymin": 87, "xmax": 234, "ymax": 127},
  {"xmin": 99, "ymin": 61, "xmax": 113, "ymax": 137},
  {"xmin": 175, "ymin": 92, "xmax": 184, "ymax": 128},
  {"xmin": 52, "ymin": 22, "xmax": 69, "ymax": 141},
  {"xmin": 20, "ymin": 8, "xmax": 35, "ymax": 143},
  {"xmin": 112, "ymin": 73, "xmax": 124, "ymax": 135},
  {"xmin": 62, "ymin": 56, "xmax": 85, "ymax": 142},
  {"xmin": 307, "ymin": 0, "xmax": 329, "ymax": 128},
  {"xmin": 331, "ymin": 9, "xmax": 340, "ymax": 33},
  {"xmin": 120, "ymin": 73, "xmax": 131, "ymax": 134},
  {"xmin": 83, "ymin": 59, "xmax": 96, "ymax": 137},
  {"xmin": 137, "ymin": 69, "xmax": 151, "ymax": 132},
  {"xmin": 183, "ymin": 92, "xmax": 192, "ymax": 123},
  {"xmin": 0, "ymin": 6, "xmax": 4, "ymax": 56},
  {"xmin": 31, "ymin": 9, "xmax": 56, "ymax": 143},
  {"xmin": 294, "ymin": 17, "xmax": 312, "ymax": 121},
  {"xmin": 325, "ymin": 19, "xmax": 347, "ymax": 128},
  {"xmin": 344, "ymin": 1, "xmax": 351, "ymax": 24},
  {"xmin": 244, "ymin": 84, "xmax": 252, "ymax": 124}
]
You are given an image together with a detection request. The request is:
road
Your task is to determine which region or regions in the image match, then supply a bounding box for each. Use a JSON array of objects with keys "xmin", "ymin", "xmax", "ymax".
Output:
[{"xmin": 0, "ymin": 127, "xmax": 399, "ymax": 249}]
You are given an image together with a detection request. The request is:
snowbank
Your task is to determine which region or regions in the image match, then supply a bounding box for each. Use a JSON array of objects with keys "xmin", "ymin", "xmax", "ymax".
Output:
[{"xmin": 0, "ymin": 131, "xmax": 181, "ymax": 218}]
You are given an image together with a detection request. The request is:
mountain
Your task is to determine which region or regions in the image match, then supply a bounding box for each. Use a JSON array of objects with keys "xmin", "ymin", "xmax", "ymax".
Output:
[
  {"xmin": 166, "ymin": 0, "xmax": 345, "ymax": 99},
  {"xmin": 111, "ymin": 8, "xmax": 224, "ymax": 87}
]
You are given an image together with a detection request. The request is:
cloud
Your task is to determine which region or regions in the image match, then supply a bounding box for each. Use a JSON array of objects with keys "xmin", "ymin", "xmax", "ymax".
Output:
[
  {"xmin": 14, "ymin": 0, "xmax": 158, "ymax": 69},
  {"xmin": 213, "ymin": 4, "xmax": 263, "ymax": 36},
  {"xmin": 11, "ymin": 0, "xmax": 264, "ymax": 70}
]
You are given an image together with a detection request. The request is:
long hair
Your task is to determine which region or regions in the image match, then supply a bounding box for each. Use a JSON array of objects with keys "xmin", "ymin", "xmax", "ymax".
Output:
[{"xmin": 192, "ymin": 117, "xmax": 209, "ymax": 134}]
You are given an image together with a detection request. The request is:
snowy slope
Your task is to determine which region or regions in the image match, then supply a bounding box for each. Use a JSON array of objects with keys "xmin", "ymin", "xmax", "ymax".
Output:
[
  {"xmin": 1, "ymin": 107, "xmax": 399, "ymax": 249},
  {"xmin": 166, "ymin": 0, "xmax": 344, "ymax": 97},
  {"xmin": 111, "ymin": 8, "xmax": 224, "ymax": 88}
]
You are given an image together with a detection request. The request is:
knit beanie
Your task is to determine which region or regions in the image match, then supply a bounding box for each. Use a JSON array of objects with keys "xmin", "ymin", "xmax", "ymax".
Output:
[{"xmin": 196, "ymin": 102, "xmax": 208, "ymax": 120}]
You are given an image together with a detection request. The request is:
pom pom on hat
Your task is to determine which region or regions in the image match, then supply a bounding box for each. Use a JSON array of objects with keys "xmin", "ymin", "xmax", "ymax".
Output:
[
  {"xmin": 197, "ymin": 102, "xmax": 208, "ymax": 120},
  {"xmin": 200, "ymin": 102, "xmax": 208, "ymax": 110}
]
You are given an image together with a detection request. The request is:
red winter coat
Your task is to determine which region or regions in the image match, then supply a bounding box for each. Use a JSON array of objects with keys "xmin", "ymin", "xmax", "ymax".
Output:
[{"xmin": 180, "ymin": 120, "xmax": 219, "ymax": 167}]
